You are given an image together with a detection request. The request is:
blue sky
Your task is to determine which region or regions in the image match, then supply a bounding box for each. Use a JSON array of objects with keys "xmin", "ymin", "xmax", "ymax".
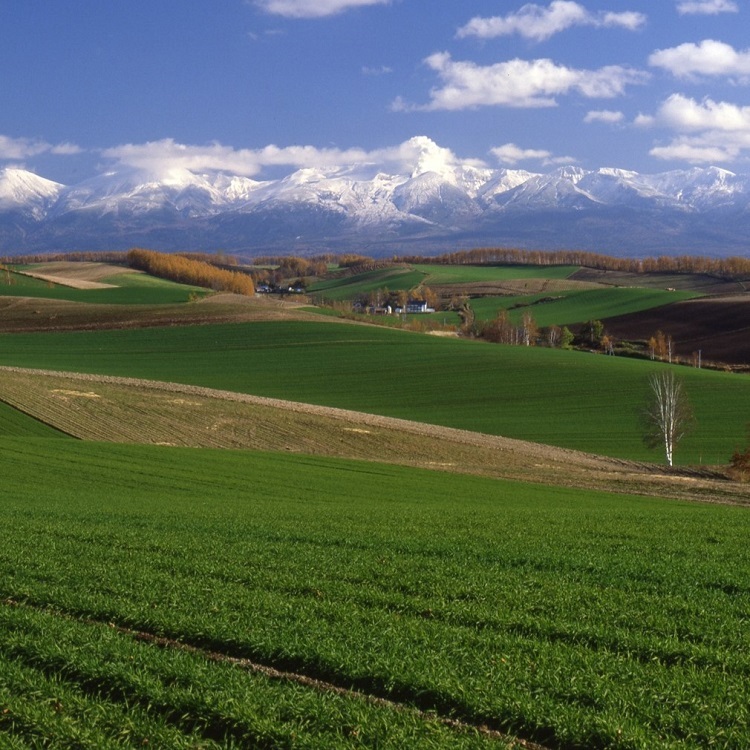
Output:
[{"xmin": 3, "ymin": 0, "xmax": 750, "ymax": 184}]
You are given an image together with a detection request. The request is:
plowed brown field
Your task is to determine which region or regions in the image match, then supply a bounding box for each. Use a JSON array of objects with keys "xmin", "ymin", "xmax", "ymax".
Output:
[{"xmin": 603, "ymin": 295, "xmax": 750, "ymax": 366}]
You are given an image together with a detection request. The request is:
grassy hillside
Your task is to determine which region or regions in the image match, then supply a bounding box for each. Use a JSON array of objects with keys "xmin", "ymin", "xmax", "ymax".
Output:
[
  {"xmin": 0, "ymin": 401, "xmax": 69, "ymax": 439},
  {"xmin": 1, "ymin": 267, "xmax": 207, "ymax": 304},
  {"xmin": 1, "ymin": 438, "xmax": 748, "ymax": 749},
  {"xmin": 0, "ymin": 320, "xmax": 747, "ymax": 464},
  {"xmin": 469, "ymin": 287, "xmax": 701, "ymax": 327},
  {"xmin": 308, "ymin": 266, "xmax": 426, "ymax": 300},
  {"xmin": 412, "ymin": 263, "xmax": 580, "ymax": 284}
]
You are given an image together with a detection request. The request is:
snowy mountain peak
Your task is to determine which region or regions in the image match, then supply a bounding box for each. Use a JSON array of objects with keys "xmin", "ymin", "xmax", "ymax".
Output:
[
  {"xmin": 3, "ymin": 159, "xmax": 750, "ymax": 256},
  {"xmin": 0, "ymin": 168, "xmax": 64, "ymax": 205}
]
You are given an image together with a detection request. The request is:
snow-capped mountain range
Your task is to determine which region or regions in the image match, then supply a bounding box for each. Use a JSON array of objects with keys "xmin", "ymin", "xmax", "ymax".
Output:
[{"xmin": 3, "ymin": 141, "xmax": 750, "ymax": 257}]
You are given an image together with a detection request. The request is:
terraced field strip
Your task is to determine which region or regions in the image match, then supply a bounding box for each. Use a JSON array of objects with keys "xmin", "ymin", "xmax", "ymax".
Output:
[
  {"xmin": 0, "ymin": 365, "xmax": 744, "ymax": 504},
  {"xmin": 3, "ymin": 438, "xmax": 749, "ymax": 748}
]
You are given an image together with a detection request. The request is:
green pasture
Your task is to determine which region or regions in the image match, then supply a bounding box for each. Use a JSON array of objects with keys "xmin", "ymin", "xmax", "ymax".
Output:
[
  {"xmin": 469, "ymin": 287, "xmax": 701, "ymax": 327},
  {"xmin": 0, "ymin": 321, "xmax": 747, "ymax": 463},
  {"xmin": 1, "ymin": 438, "xmax": 748, "ymax": 749},
  {"xmin": 1, "ymin": 267, "xmax": 207, "ymax": 305},
  {"xmin": 0, "ymin": 401, "xmax": 69, "ymax": 439},
  {"xmin": 412, "ymin": 263, "xmax": 579, "ymax": 284},
  {"xmin": 308, "ymin": 266, "xmax": 426, "ymax": 301},
  {"xmin": 309, "ymin": 264, "xmax": 581, "ymax": 302}
]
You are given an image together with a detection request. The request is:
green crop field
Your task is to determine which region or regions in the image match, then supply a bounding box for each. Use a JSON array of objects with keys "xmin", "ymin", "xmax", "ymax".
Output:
[
  {"xmin": 412, "ymin": 264, "xmax": 580, "ymax": 284},
  {"xmin": 1, "ymin": 438, "xmax": 748, "ymax": 748},
  {"xmin": 0, "ymin": 401, "xmax": 69, "ymax": 439},
  {"xmin": 0, "ymin": 320, "xmax": 747, "ymax": 464},
  {"xmin": 469, "ymin": 287, "xmax": 701, "ymax": 327},
  {"xmin": 1, "ymin": 267, "xmax": 207, "ymax": 305},
  {"xmin": 308, "ymin": 266, "xmax": 427, "ymax": 301},
  {"xmin": 308, "ymin": 264, "xmax": 582, "ymax": 302}
]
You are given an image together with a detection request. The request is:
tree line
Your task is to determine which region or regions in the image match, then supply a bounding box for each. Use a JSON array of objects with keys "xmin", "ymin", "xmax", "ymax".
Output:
[
  {"xmin": 126, "ymin": 249, "xmax": 255, "ymax": 296},
  {"xmin": 394, "ymin": 248, "xmax": 750, "ymax": 279}
]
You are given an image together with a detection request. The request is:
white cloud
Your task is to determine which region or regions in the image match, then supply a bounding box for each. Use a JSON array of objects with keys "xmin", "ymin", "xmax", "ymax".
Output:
[
  {"xmin": 100, "ymin": 136, "xmax": 486, "ymax": 178},
  {"xmin": 584, "ymin": 109, "xmax": 624, "ymax": 124},
  {"xmin": 362, "ymin": 65, "xmax": 393, "ymax": 76},
  {"xmin": 491, "ymin": 143, "xmax": 552, "ymax": 165},
  {"xmin": 0, "ymin": 134, "xmax": 81, "ymax": 161},
  {"xmin": 649, "ymin": 39, "xmax": 750, "ymax": 80},
  {"xmin": 655, "ymin": 94, "xmax": 750, "ymax": 132},
  {"xmin": 395, "ymin": 53, "xmax": 648, "ymax": 111},
  {"xmin": 50, "ymin": 142, "xmax": 83, "ymax": 156},
  {"xmin": 457, "ymin": 1, "xmax": 646, "ymax": 42},
  {"xmin": 650, "ymin": 141, "xmax": 737, "ymax": 163},
  {"xmin": 253, "ymin": 0, "xmax": 388, "ymax": 18},
  {"xmin": 676, "ymin": 0, "xmax": 738, "ymax": 15},
  {"xmin": 643, "ymin": 94, "xmax": 750, "ymax": 163}
]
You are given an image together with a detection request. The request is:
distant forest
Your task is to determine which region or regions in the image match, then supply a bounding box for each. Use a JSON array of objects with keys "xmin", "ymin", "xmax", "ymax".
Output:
[{"xmin": 3, "ymin": 246, "xmax": 750, "ymax": 280}]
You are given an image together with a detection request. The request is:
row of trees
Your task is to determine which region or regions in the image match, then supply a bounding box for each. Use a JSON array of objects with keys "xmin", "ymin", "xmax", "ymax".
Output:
[
  {"xmin": 356, "ymin": 285, "xmax": 440, "ymax": 312},
  {"xmin": 0, "ymin": 250, "xmax": 129, "ymax": 265},
  {"xmin": 126, "ymin": 249, "xmax": 255, "ymax": 295},
  {"xmin": 395, "ymin": 248, "xmax": 750, "ymax": 279}
]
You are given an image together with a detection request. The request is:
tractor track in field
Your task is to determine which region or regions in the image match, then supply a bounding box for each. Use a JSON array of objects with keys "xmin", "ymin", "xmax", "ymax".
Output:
[
  {"xmin": 1, "ymin": 596, "xmax": 550, "ymax": 750},
  {"xmin": 0, "ymin": 365, "xmax": 746, "ymax": 506}
]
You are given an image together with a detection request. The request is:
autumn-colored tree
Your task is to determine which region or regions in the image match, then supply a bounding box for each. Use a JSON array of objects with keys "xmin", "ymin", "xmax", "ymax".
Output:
[
  {"xmin": 126, "ymin": 249, "xmax": 254, "ymax": 296},
  {"xmin": 491, "ymin": 309, "xmax": 515, "ymax": 344}
]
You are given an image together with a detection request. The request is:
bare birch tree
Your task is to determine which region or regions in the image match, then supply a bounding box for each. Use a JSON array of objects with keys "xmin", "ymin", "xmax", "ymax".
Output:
[{"xmin": 641, "ymin": 371, "xmax": 693, "ymax": 467}]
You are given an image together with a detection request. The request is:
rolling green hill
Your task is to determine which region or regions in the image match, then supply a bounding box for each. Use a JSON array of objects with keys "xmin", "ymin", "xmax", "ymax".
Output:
[
  {"xmin": 1, "ymin": 268, "xmax": 207, "ymax": 304},
  {"xmin": 0, "ymin": 320, "xmax": 746, "ymax": 464}
]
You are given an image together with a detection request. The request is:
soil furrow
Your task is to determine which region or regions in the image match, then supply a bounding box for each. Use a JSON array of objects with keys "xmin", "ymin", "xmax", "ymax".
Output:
[{"xmin": 0, "ymin": 597, "xmax": 549, "ymax": 750}]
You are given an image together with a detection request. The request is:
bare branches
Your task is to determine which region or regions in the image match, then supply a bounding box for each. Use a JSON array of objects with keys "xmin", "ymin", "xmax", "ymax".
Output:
[{"xmin": 641, "ymin": 371, "xmax": 694, "ymax": 466}]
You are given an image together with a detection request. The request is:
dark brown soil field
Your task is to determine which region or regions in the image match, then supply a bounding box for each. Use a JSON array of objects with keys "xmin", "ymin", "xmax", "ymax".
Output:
[
  {"xmin": 570, "ymin": 267, "xmax": 748, "ymax": 294},
  {"xmin": 603, "ymin": 294, "xmax": 750, "ymax": 367}
]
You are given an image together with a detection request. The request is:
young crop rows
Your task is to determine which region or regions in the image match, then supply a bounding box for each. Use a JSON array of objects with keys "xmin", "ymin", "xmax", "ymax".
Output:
[{"xmin": 1, "ymin": 438, "xmax": 749, "ymax": 748}]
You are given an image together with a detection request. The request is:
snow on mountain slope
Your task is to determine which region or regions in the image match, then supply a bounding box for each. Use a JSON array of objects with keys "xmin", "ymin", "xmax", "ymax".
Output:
[
  {"xmin": 4, "ymin": 144, "xmax": 750, "ymax": 255},
  {"xmin": 490, "ymin": 167, "xmax": 600, "ymax": 211},
  {"xmin": 0, "ymin": 168, "xmax": 64, "ymax": 218}
]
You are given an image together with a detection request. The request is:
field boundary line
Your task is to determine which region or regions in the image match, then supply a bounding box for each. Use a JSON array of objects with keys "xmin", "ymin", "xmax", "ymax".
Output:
[
  {"xmin": 0, "ymin": 596, "xmax": 550, "ymax": 750},
  {"xmin": 0, "ymin": 365, "xmax": 626, "ymax": 463}
]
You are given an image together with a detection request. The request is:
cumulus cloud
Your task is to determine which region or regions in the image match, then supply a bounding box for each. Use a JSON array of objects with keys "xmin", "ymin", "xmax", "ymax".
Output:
[
  {"xmin": 457, "ymin": 1, "xmax": 646, "ymax": 42},
  {"xmin": 649, "ymin": 39, "xmax": 750, "ymax": 81},
  {"xmin": 100, "ymin": 136, "xmax": 485, "ymax": 178},
  {"xmin": 584, "ymin": 109, "xmax": 624, "ymax": 124},
  {"xmin": 253, "ymin": 0, "xmax": 389, "ymax": 18},
  {"xmin": 0, "ymin": 134, "xmax": 81, "ymax": 161},
  {"xmin": 491, "ymin": 143, "xmax": 552, "ymax": 165},
  {"xmin": 643, "ymin": 94, "xmax": 750, "ymax": 163},
  {"xmin": 676, "ymin": 0, "xmax": 738, "ymax": 15},
  {"xmin": 655, "ymin": 94, "xmax": 750, "ymax": 132},
  {"xmin": 102, "ymin": 139, "xmax": 376, "ymax": 177},
  {"xmin": 394, "ymin": 53, "xmax": 648, "ymax": 111}
]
